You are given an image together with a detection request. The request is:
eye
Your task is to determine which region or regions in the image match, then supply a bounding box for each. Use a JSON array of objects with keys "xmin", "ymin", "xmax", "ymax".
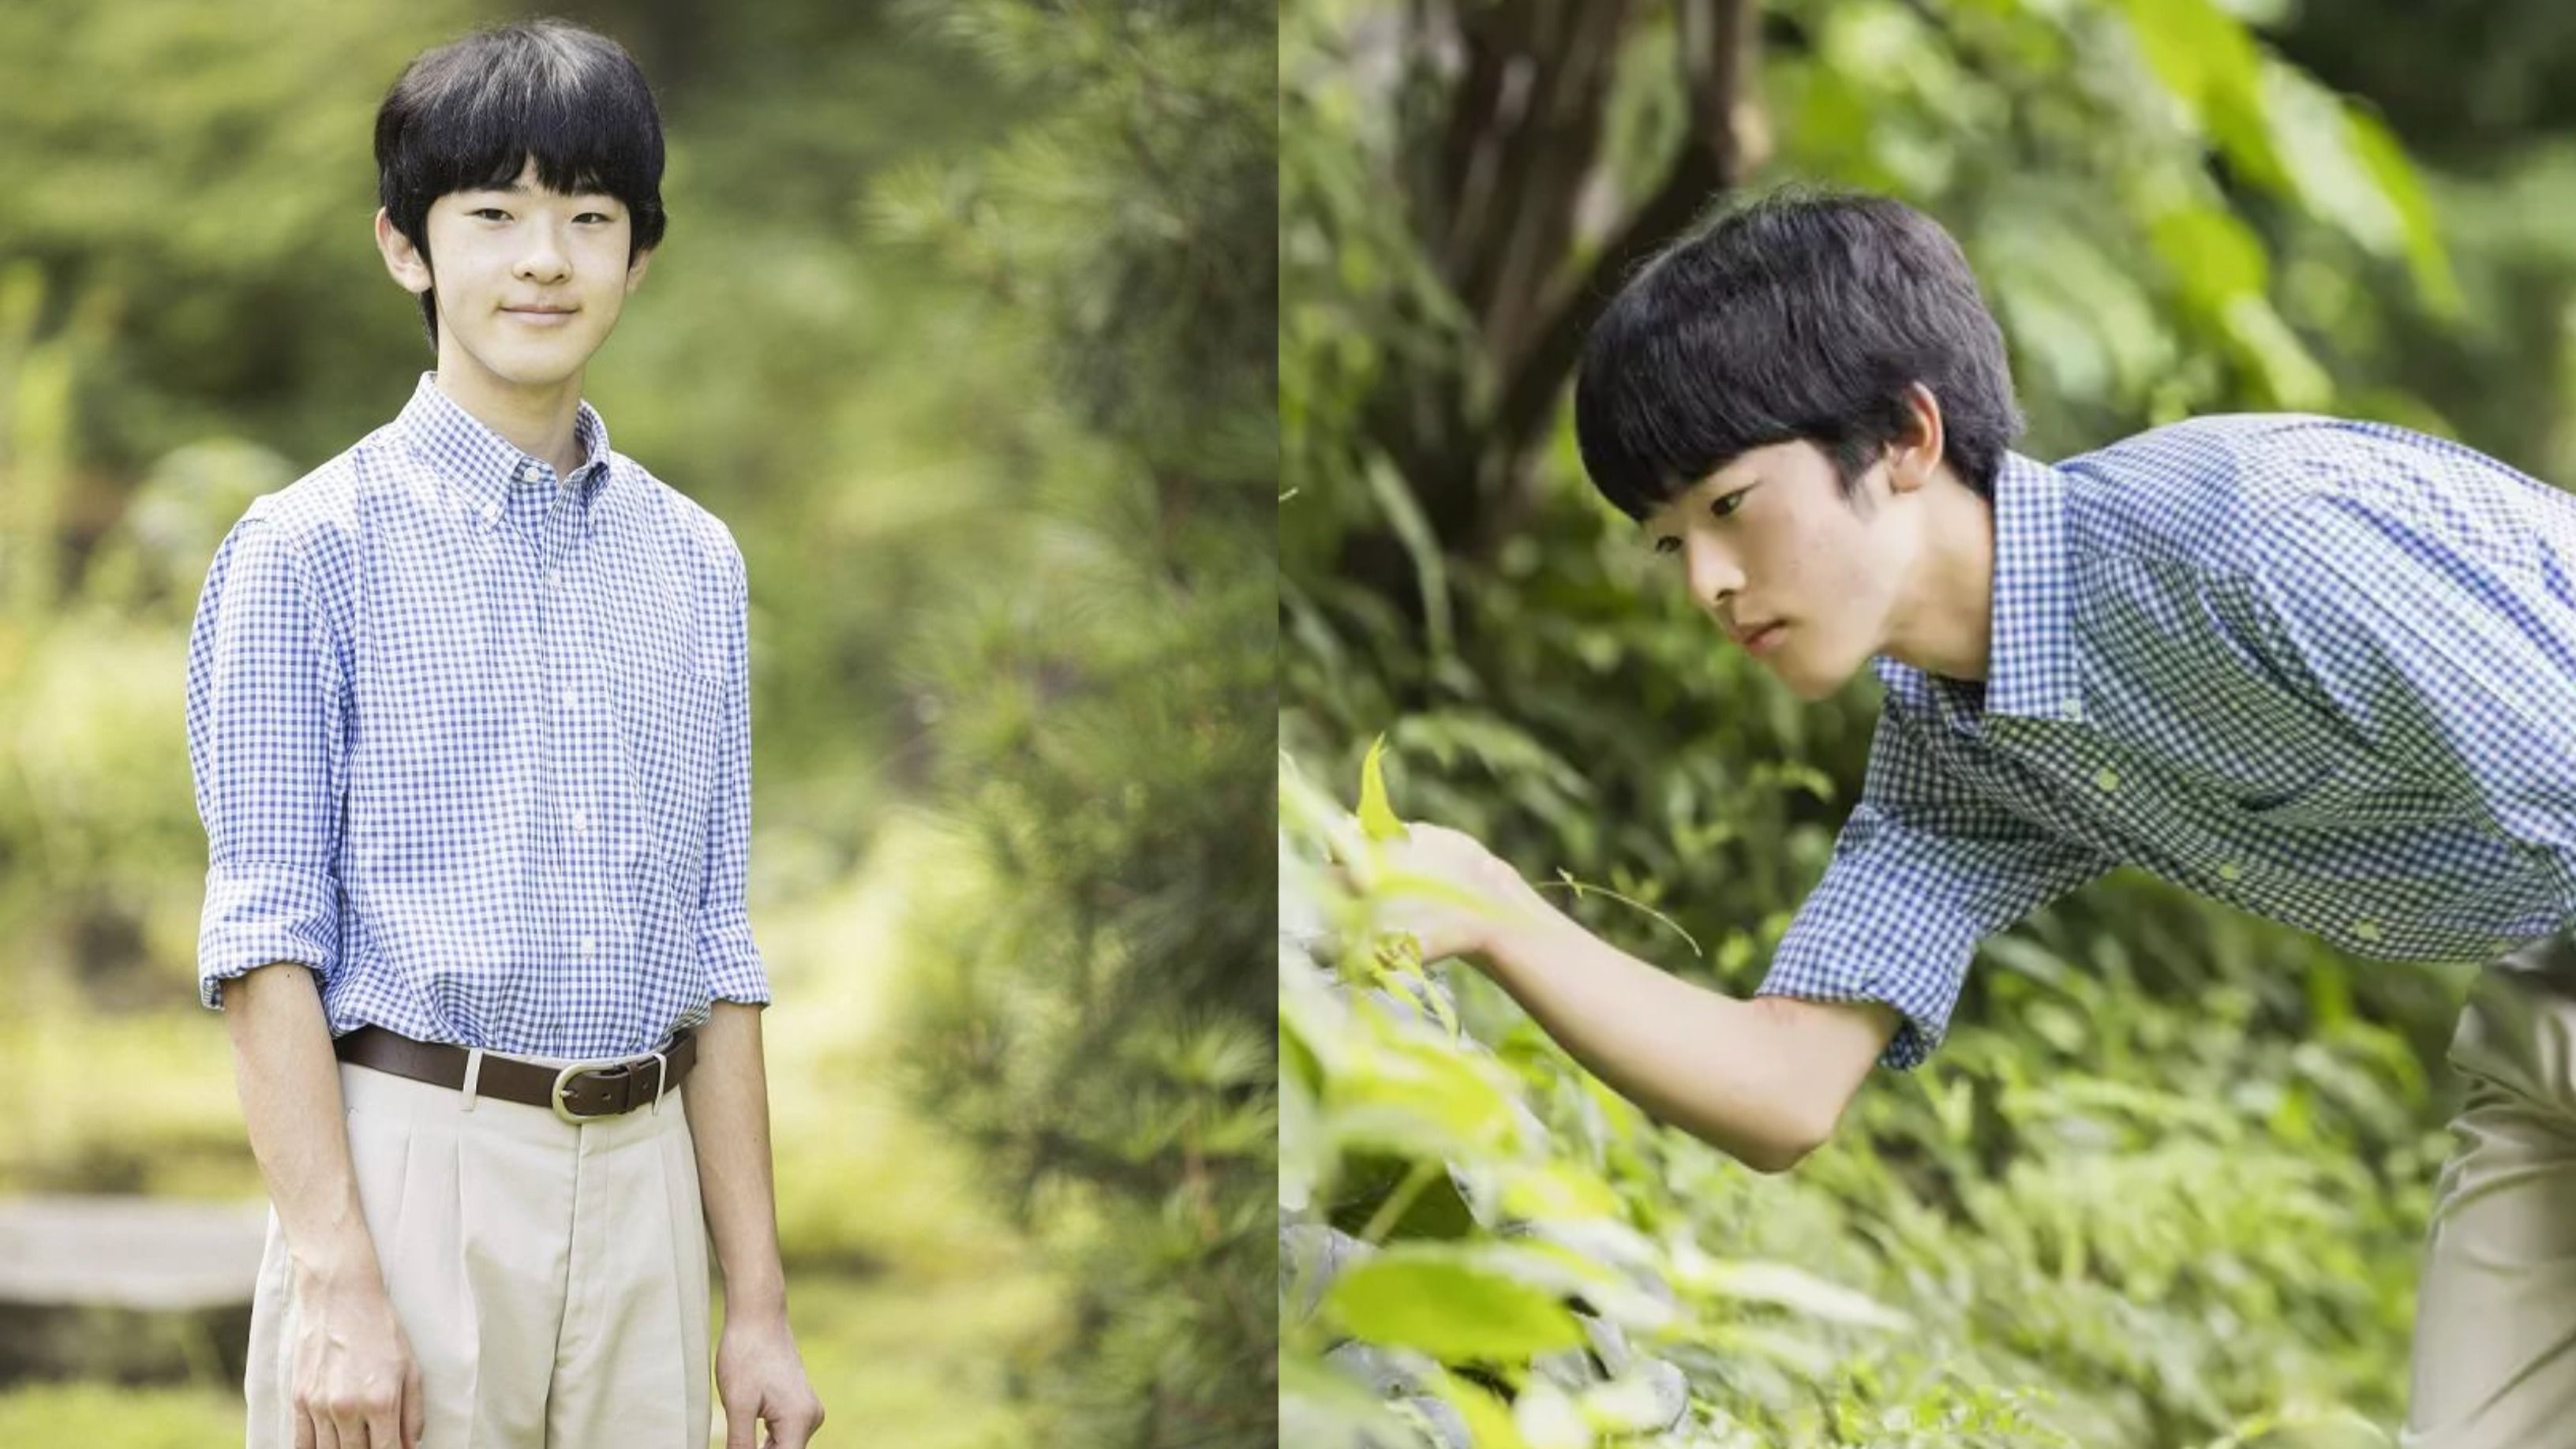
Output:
[
  {"xmin": 1710, "ymin": 489, "xmax": 1750, "ymax": 519},
  {"xmin": 470, "ymin": 207, "xmax": 510, "ymax": 221},
  {"xmin": 1652, "ymin": 537, "xmax": 1679, "ymax": 556},
  {"xmin": 575, "ymin": 212, "xmax": 613, "ymax": 223}
]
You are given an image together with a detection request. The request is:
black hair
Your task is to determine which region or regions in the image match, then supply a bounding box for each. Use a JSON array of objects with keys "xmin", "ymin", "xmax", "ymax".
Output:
[
  {"xmin": 374, "ymin": 18, "xmax": 668, "ymax": 350},
  {"xmin": 1573, "ymin": 186, "xmax": 2022, "ymax": 521}
]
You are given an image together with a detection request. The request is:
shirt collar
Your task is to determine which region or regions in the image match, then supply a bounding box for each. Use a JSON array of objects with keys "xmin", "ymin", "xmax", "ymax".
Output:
[
  {"xmin": 1870, "ymin": 450, "xmax": 2086, "ymax": 728},
  {"xmin": 394, "ymin": 373, "xmax": 614, "ymax": 532}
]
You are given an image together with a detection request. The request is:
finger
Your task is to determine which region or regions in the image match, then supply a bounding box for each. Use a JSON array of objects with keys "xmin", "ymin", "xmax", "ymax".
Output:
[
  {"xmin": 309, "ymin": 1412, "xmax": 340, "ymax": 1449},
  {"xmin": 403, "ymin": 1360, "xmax": 425, "ymax": 1449},
  {"xmin": 770, "ymin": 1406, "xmax": 819, "ymax": 1449},
  {"xmin": 725, "ymin": 1402, "xmax": 758, "ymax": 1449},
  {"xmin": 368, "ymin": 1402, "xmax": 402, "ymax": 1449}
]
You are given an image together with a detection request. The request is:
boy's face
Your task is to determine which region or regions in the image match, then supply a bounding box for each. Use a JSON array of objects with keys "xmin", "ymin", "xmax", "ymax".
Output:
[
  {"xmin": 1642, "ymin": 439, "xmax": 1921, "ymax": 701},
  {"xmin": 375, "ymin": 157, "xmax": 652, "ymax": 392}
]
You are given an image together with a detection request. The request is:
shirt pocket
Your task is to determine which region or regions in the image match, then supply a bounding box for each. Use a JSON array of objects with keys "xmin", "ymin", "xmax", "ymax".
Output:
[
  {"xmin": 349, "ymin": 566, "xmax": 514, "ymax": 868},
  {"xmin": 620, "ymin": 665, "xmax": 726, "ymax": 895}
]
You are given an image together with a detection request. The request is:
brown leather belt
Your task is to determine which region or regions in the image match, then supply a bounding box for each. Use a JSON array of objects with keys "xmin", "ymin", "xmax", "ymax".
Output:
[{"xmin": 334, "ymin": 1025, "xmax": 698, "ymax": 1124}]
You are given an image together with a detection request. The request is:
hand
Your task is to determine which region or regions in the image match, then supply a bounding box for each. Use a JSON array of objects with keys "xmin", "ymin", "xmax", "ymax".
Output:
[
  {"xmin": 289, "ymin": 1271, "xmax": 423, "ymax": 1449},
  {"xmin": 717, "ymin": 1309, "xmax": 826, "ymax": 1448},
  {"xmin": 1342, "ymin": 820, "xmax": 1548, "ymax": 964}
]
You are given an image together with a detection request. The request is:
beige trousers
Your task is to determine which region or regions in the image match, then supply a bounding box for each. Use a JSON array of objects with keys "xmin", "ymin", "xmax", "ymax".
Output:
[
  {"xmin": 2406, "ymin": 930, "xmax": 2576, "ymax": 1447},
  {"xmin": 244, "ymin": 1058, "xmax": 714, "ymax": 1448}
]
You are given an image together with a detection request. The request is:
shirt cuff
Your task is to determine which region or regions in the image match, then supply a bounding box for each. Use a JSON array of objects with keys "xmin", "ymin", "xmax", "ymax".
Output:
[
  {"xmin": 197, "ymin": 859, "xmax": 340, "ymax": 1009},
  {"xmin": 699, "ymin": 911, "xmax": 771, "ymax": 1006},
  {"xmin": 1758, "ymin": 908, "xmax": 1979, "ymax": 1073}
]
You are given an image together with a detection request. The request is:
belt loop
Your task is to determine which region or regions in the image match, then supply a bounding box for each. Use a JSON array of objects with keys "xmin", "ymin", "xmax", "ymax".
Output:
[
  {"xmin": 461, "ymin": 1047, "xmax": 486, "ymax": 1113},
  {"xmin": 650, "ymin": 1050, "xmax": 669, "ymax": 1115}
]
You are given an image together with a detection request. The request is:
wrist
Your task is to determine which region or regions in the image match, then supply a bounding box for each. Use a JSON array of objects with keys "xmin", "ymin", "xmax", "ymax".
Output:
[
  {"xmin": 1470, "ymin": 882, "xmax": 1571, "ymax": 976},
  {"xmin": 722, "ymin": 1271, "xmax": 790, "ymax": 1327},
  {"xmin": 291, "ymin": 1236, "xmax": 388, "ymax": 1299}
]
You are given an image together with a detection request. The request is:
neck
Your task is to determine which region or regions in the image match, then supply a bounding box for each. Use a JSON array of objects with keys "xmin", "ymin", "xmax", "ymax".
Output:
[
  {"xmin": 432, "ymin": 354, "xmax": 588, "ymax": 475},
  {"xmin": 1881, "ymin": 474, "xmax": 1995, "ymax": 683}
]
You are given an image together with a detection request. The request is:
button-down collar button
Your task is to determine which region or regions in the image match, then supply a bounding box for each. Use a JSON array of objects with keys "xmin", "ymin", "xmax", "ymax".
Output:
[
  {"xmin": 2353, "ymin": 920, "xmax": 2383, "ymax": 943},
  {"xmin": 2218, "ymin": 862, "xmax": 2245, "ymax": 882},
  {"xmin": 2093, "ymin": 767, "xmax": 2120, "ymax": 792}
]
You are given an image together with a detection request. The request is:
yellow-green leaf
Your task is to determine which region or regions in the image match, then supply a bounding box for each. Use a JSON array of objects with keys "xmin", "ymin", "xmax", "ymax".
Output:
[
  {"xmin": 1326, "ymin": 1245, "xmax": 1586, "ymax": 1360},
  {"xmin": 1357, "ymin": 732, "xmax": 1406, "ymax": 840}
]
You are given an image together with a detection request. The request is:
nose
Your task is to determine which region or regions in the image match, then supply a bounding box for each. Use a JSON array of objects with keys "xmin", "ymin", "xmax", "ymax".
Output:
[
  {"xmin": 1683, "ymin": 532, "xmax": 1743, "ymax": 616},
  {"xmin": 515, "ymin": 223, "xmax": 571, "ymax": 283}
]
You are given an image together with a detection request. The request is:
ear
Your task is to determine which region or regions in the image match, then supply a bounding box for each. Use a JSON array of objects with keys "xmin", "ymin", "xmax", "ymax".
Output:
[
  {"xmin": 623, "ymin": 245, "xmax": 654, "ymax": 297},
  {"xmin": 1885, "ymin": 382, "xmax": 1947, "ymax": 496},
  {"xmin": 375, "ymin": 208, "xmax": 433, "ymax": 295}
]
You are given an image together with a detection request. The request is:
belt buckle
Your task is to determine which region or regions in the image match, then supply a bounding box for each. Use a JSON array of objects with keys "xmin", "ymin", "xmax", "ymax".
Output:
[{"xmin": 551, "ymin": 1056, "xmax": 644, "ymax": 1125}]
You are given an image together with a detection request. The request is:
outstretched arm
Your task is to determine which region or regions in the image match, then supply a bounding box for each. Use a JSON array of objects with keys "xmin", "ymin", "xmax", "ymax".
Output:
[
  {"xmin": 1477, "ymin": 890, "xmax": 1898, "ymax": 1171},
  {"xmin": 1362, "ymin": 823, "xmax": 1893, "ymax": 1173}
]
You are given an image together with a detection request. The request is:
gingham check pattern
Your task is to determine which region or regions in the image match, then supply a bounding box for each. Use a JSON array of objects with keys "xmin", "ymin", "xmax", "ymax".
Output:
[
  {"xmin": 186, "ymin": 373, "xmax": 767, "ymax": 1058},
  {"xmin": 1760, "ymin": 414, "xmax": 2576, "ymax": 1069}
]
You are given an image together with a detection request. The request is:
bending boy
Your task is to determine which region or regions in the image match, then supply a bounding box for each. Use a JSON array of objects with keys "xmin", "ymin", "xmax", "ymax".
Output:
[
  {"xmin": 185, "ymin": 21, "xmax": 823, "ymax": 1448},
  {"xmin": 1375, "ymin": 189, "xmax": 2576, "ymax": 1449}
]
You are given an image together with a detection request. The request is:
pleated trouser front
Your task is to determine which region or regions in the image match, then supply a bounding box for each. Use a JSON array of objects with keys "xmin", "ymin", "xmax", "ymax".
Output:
[
  {"xmin": 243, "ymin": 1058, "xmax": 714, "ymax": 1448},
  {"xmin": 2406, "ymin": 928, "xmax": 2576, "ymax": 1447}
]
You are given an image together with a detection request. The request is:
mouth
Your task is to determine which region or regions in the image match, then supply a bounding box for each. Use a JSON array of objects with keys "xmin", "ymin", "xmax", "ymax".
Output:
[
  {"xmin": 503, "ymin": 306, "xmax": 579, "ymax": 324},
  {"xmin": 1735, "ymin": 621, "xmax": 1788, "ymax": 656}
]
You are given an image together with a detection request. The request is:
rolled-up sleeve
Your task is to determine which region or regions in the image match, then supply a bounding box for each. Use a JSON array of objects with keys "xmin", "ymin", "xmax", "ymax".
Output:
[
  {"xmin": 697, "ymin": 534, "xmax": 769, "ymax": 1005},
  {"xmin": 2235, "ymin": 492, "xmax": 2576, "ymax": 917},
  {"xmin": 185, "ymin": 510, "xmax": 348, "ymax": 1008},
  {"xmin": 1759, "ymin": 706, "xmax": 2114, "ymax": 1070}
]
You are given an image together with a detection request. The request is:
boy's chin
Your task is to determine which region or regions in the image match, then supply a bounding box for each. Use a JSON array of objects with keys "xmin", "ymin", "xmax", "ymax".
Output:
[
  {"xmin": 1772, "ymin": 649, "xmax": 1859, "ymax": 702},
  {"xmin": 457, "ymin": 337, "xmax": 597, "ymax": 390}
]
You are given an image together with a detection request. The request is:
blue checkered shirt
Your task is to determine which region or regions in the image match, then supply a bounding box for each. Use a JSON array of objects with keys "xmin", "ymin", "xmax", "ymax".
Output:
[
  {"xmin": 1758, "ymin": 415, "xmax": 2576, "ymax": 1070},
  {"xmin": 185, "ymin": 374, "xmax": 768, "ymax": 1058}
]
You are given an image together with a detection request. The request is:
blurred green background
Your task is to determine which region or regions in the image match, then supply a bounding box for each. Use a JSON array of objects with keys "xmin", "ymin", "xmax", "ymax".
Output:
[
  {"xmin": 0, "ymin": 1, "xmax": 1273, "ymax": 1446},
  {"xmin": 1282, "ymin": 0, "xmax": 2576, "ymax": 1443}
]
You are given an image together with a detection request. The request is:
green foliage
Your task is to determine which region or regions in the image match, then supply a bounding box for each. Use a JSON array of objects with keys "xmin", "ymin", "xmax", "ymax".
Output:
[
  {"xmin": 879, "ymin": 2, "xmax": 1277, "ymax": 1445},
  {"xmin": 1283, "ymin": 753, "xmax": 2439, "ymax": 1447},
  {"xmin": 1282, "ymin": 0, "xmax": 2503, "ymax": 1443}
]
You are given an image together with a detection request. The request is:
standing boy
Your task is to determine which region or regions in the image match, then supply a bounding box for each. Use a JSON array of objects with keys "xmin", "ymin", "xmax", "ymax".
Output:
[
  {"xmin": 1370, "ymin": 189, "xmax": 2576, "ymax": 1448},
  {"xmin": 186, "ymin": 20, "xmax": 824, "ymax": 1448}
]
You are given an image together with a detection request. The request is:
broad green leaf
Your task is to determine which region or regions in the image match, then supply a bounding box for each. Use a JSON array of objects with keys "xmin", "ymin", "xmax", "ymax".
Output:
[
  {"xmin": 1329, "ymin": 1018, "xmax": 1527, "ymax": 1160},
  {"xmin": 1327, "ymin": 1245, "xmax": 1587, "ymax": 1361}
]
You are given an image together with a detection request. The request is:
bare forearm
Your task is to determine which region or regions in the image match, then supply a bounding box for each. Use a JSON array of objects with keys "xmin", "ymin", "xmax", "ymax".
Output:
[
  {"xmin": 1473, "ymin": 904, "xmax": 1825, "ymax": 1170},
  {"xmin": 683, "ymin": 1001, "xmax": 788, "ymax": 1320},
  {"xmin": 222, "ymin": 963, "xmax": 384, "ymax": 1288}
]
